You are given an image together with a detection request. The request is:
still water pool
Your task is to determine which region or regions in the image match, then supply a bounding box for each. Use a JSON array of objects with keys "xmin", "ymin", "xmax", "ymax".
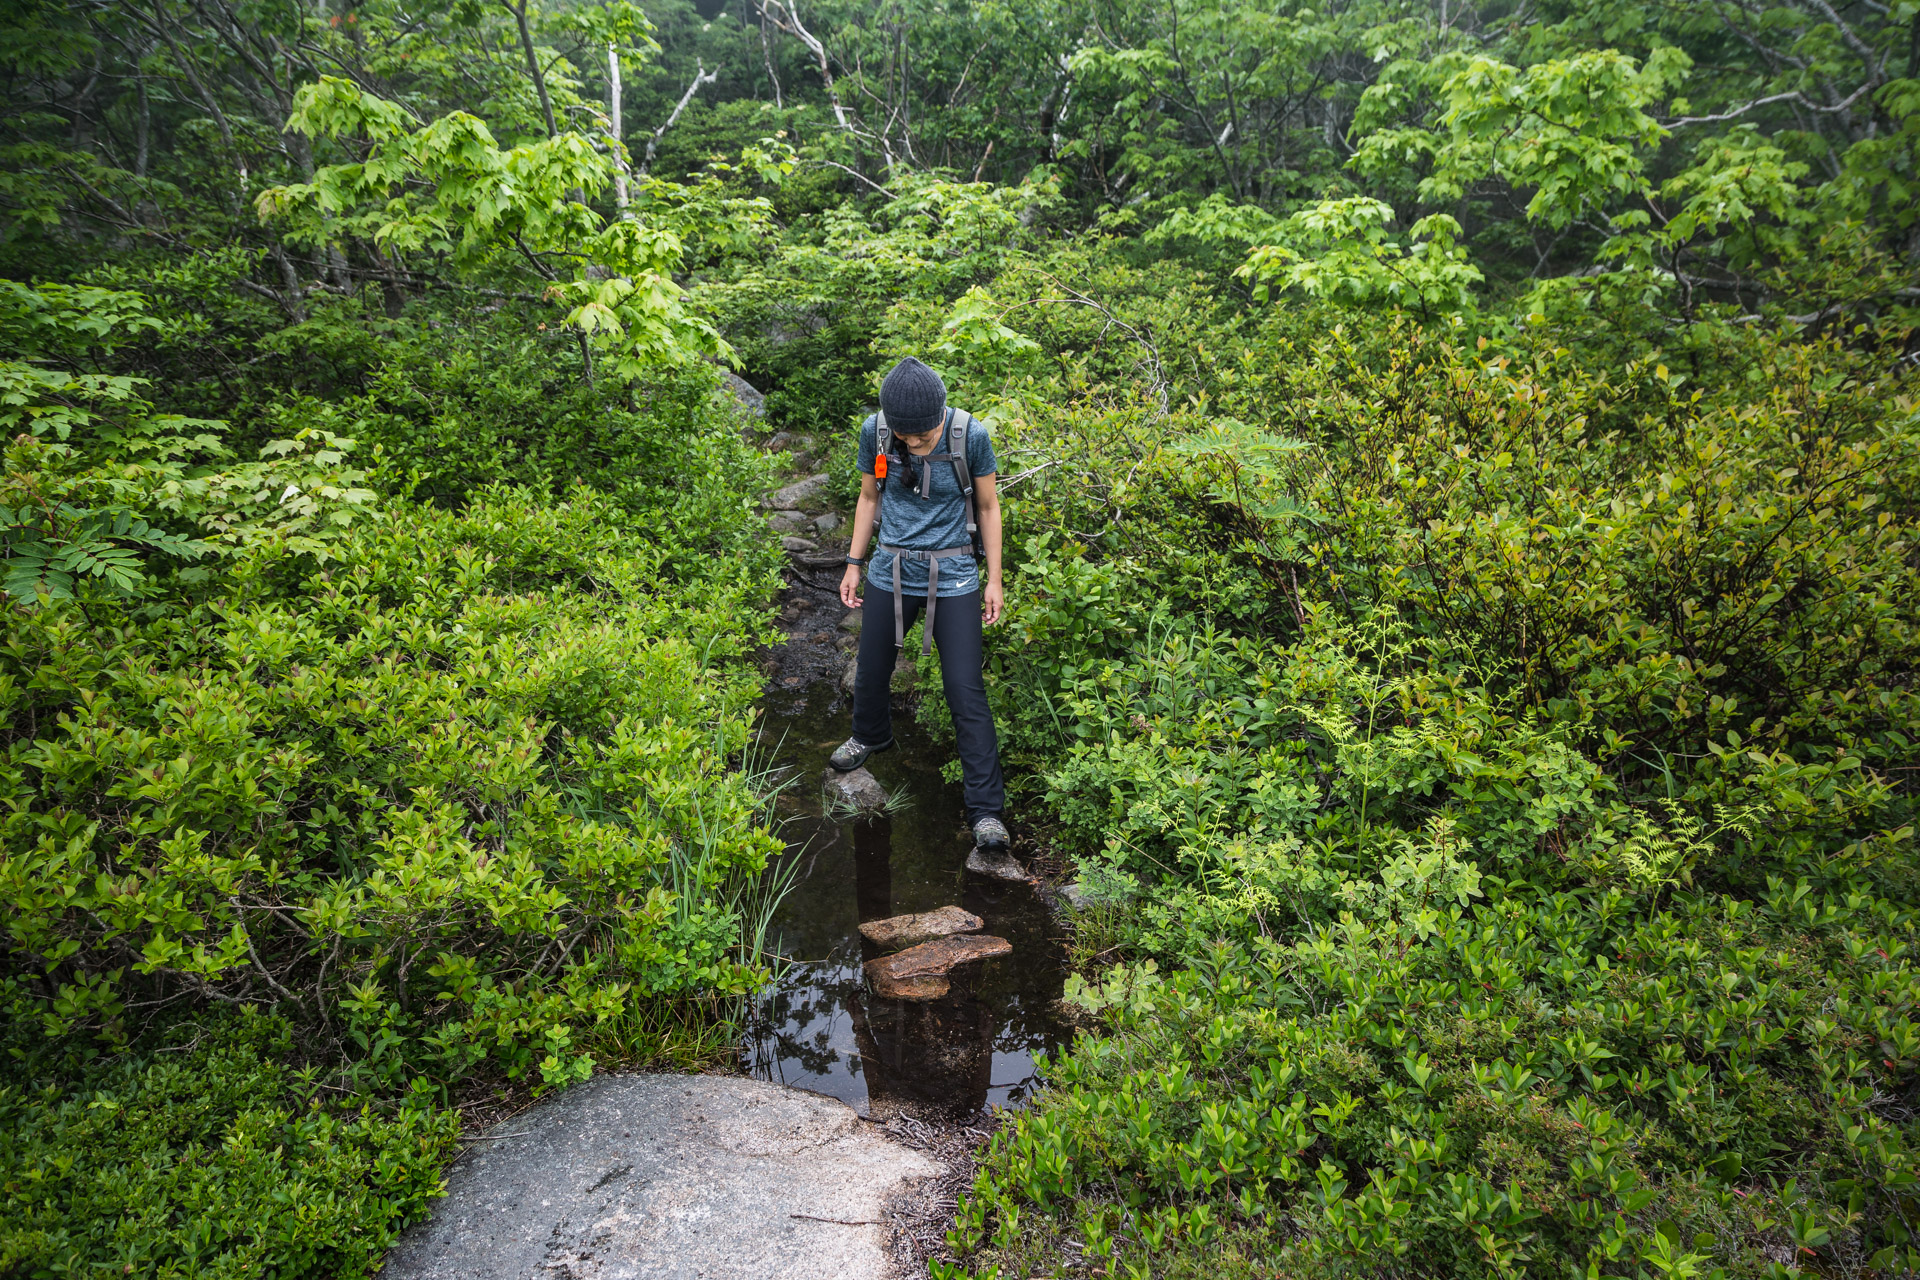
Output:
[{"xmin": 743, "ymin": 694, "xmax": 1073, "ymax": 1118}]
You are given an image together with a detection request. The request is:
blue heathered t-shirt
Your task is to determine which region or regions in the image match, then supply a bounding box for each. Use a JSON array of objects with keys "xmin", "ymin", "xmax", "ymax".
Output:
[{"xmin": 858, "ymin": 411, "xmax": 997, "ymax": 598}]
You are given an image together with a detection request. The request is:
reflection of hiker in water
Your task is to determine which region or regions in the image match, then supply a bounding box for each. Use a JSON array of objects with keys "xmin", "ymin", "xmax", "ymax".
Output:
[
  {"xmin": 847, "ymin": 814, "xmax": 995, "ymax": 1115},
  {"xmin": 831, "ymin": 357, "xmax": 1009, "ymax": 853}
]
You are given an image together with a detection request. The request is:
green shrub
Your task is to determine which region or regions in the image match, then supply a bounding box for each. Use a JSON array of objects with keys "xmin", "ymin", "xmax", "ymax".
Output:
[
  {"xmin": 910, "ymin": 246, "xmax": 1920, "ymax": 1278},
  {"xmin": 962, "ymin": 869, "xmax": 1919, "ymax": 1277},
  {"xmin": 2, "ymin": 237, "xmax": 788, "ymax": 1280},
  {"xmin": 0, "ymin": 1009, "xmax": 458, "ymax": 1279},
  {"xmin": 1, "ymin": 483, "xmax": 782, "ymax": 1092},
  {"xmin": 319, "ymin": 324, "xmax": 776, "ymax": 517}
]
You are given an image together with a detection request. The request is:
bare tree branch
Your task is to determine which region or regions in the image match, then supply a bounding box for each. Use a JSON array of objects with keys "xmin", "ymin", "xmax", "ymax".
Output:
[
  {"xmin": 758, "ymin": 0, "xmax": 854, "ymax": 134},
  {"xmin": 640, "ymin": 61, "xmax": 720, "ymax": 175},
  {"xmin": 1667, "ymin": 80, "xmax": 1874, "ymax": 127}
]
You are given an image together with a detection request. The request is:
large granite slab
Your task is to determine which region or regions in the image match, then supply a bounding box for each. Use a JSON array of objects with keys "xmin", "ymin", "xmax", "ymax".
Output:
[{"xmin": 380, "ymin": 1073, "xmax": 937, "ymax": 1280}]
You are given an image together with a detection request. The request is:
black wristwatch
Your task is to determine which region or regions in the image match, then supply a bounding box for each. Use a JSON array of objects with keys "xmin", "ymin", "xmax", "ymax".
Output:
[{"xmin": 845, "ymin": 555, "xmax": 867, "ymax": 566}]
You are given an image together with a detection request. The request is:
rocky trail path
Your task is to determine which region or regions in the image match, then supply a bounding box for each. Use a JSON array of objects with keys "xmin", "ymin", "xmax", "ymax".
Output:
[{"xmin": 378, "ymin": 390, "xmax": 1059, "ymax": 1279}]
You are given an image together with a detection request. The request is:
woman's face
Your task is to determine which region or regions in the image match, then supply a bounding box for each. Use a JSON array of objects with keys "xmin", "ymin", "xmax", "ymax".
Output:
[{"xmin": 897, "ymin": 425, "xmax": 943, "ymax": 453}]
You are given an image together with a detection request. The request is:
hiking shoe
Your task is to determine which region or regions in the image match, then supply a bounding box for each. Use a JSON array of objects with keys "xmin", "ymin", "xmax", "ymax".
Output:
[
  {"xmin": 972, "ymin": 814, "xmax": 1010, "ymax": 851},
  {"xmin": 828, "ymin": 736, "xmax": 893, "ymax": 771}
]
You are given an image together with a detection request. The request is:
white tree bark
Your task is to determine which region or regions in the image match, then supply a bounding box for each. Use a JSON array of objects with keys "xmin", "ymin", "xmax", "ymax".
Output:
[
  {"xmin": 608, "ymin": 42, "xmax": 629, "ymax": 214},
  {"xmin": 642, "ymin": 62, "xmax": 719, "ymax": 175},
  {"xmin": 758, "ymin": 0, "xmax": 851, "ymax": 133}
]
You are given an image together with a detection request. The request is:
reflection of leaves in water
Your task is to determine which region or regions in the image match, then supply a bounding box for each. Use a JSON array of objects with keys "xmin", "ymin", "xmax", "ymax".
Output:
[{"xmin": 745, "ymin": 961, "xmax": 866, "ymax": 1081}]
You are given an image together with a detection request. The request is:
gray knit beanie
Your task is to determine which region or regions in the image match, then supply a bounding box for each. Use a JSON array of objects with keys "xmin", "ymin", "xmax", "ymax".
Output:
[{"xmin": 879, "ymin": 357, "xmax": 947, "ymax": 434}]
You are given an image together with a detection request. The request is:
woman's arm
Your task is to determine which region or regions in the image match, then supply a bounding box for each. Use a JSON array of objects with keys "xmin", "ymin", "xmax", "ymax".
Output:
[
  {"xmin": 840, "ymin": 472, "xmax": 881, "ymax": 609},
  {"xmin": 975, "ymin": 472, "xmax": 1003, "ymax": 626}
]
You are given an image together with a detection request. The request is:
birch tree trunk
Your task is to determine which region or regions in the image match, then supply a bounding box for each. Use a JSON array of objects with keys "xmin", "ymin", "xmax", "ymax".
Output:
[{"xmin": 609, "ymin": 42, "xmax": 629, "ymax": 215}]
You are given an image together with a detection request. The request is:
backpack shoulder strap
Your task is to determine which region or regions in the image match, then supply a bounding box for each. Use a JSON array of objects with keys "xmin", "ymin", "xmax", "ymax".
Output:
[
  {"xmin": 874, "ymin": 412, "xmax": 892, "ymax": 486},
  {"xmin": 946, "ymin": 409, "xmax": 983, "ymax": 555},
  {"xmin": 946, "ymin": 409, "xmax": 973, "ymax": 494}
]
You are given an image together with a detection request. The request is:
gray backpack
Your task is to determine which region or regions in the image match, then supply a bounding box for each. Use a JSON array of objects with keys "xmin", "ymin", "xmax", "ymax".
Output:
[{"xmin": 873, "ymin": 407, "xmax": 983, "ymax": 558}]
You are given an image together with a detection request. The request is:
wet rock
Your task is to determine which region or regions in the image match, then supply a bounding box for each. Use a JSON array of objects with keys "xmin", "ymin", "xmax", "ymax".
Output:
[
  {"xmin": 859, "ymin": 906, "xmax": 984, "ymax": 952},
  {"xmin": 864, "ymin": 934, "xmax": 1012, "ymax": 1001},
  {"xmin": 840, "ymin": 653, "xmax": 859, "ymax": 696},
  {"xmin": 966, "ymin": 847, "xmax": 1027, "ymax": 881},
  {"xmin": 782, "ymin": 535, "xmax": 820, "ymax": 553},
  {"xmin": 814, "ymin": 512, "xmax": 843, "ymax": 533},
  {"xmin": 839, "ymin": 611, "xmax": 862, "ymax": 632},
  {"xmin": 866, "ymin": 970, "xmax": 950, "ymax": 1000},
  {"xmin": 766, "ymin": 473, "xmax": 831, "ymax": 511},
  {"xmin": 824, "ymin": 766, "xmax": 888, "ymax": 810},
  {"xmin": 719, "ymin": 370, "xmax": 767, "ymax": 415}
]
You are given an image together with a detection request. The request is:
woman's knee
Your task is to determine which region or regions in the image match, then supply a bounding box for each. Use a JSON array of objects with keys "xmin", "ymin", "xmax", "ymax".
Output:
[{"xmin": 940, "ymin": 670, "xmax": 991, "ymax": 714}]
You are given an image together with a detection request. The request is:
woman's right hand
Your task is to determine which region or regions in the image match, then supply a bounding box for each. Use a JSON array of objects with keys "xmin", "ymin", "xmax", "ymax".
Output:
[{"xmin": 840, "ymin": 563, "xmax": 863, "ymax": 610}]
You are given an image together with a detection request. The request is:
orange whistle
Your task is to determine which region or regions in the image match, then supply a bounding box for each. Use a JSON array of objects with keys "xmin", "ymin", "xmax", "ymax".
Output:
[{"xmin": 875, "ymin": 454, "xmax": 888, "ymax": 478}]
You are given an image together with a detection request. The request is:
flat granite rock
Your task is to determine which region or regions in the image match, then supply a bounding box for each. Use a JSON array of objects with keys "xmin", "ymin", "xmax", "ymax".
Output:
[
  {"xmin": 378, "ymin": 1073, "xmax": 936, "ymax": 1280},
  {"xmin": 864, "ymin": 934, "xmax": 1011, "ymax": 1001},
  {"xmin": 858, "ymin": 905, "xmax": 983, "ymax": 952},
  {"xmin": 765, "ymin": 473, "xmax": 831, "ymax": 511}
]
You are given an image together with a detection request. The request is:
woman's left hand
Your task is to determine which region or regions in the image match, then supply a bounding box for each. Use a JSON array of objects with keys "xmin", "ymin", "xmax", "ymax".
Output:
[{"xmin": 983, "ymin": 580, "xmax": 1004, "ymax": 627}]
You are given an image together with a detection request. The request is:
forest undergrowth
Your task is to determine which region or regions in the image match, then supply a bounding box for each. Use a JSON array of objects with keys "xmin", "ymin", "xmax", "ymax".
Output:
[{"xmin": 4, "ymin": 0, "xmax": 1918, "ymax": 1275}]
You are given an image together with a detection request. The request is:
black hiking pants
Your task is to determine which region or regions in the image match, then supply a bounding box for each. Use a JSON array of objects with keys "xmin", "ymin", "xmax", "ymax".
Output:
[{"xmin": 851, "ymin": 586, "xmax": 1004, "ymax": 824}]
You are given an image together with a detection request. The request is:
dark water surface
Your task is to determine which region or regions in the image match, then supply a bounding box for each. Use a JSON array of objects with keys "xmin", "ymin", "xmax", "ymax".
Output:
[{"xmin": 742, "ymin": 694, "xmax": 1072, "ymax": 1117}]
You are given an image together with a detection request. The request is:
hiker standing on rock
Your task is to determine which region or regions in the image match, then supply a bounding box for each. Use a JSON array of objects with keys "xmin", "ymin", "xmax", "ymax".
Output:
[{"xmin": 832, "ymin": 357, "xmax": 1010, "ymax": 853}]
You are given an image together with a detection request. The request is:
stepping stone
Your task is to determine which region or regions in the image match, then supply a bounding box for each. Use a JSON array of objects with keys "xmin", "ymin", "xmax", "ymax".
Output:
[
  {"xmin": 824, "ymin": 766, "xmax": 888, "ymax": 811},
  {"xmin": 864, "ymin": 934, "xmax": 1012, "ymax": 1001},
  {"xmin": 859, "ymin": 905, "xmax": 983, "ymax": 952},
  {"xmin": 966, "ymin": 847, "xmax": 1027, "ymax": 881},
  {"xmin": 782, "ymin": 535, "xmax": 820, "ymax": 552},
  {"xmin": 1057, "ymin": 881, "xmax": 1092, "ymax": 910},
  {"xmin": 813, "ymin": 512, "xmax": 843, "ymax": 533},
  {"xmin": 768, "ymin": 508, "xmax": 809, "ymax": 532},
  {"xmin": 766, "ymin": 473, "xmax": 831, "ymax": 510},
  {"xmin": 379, "ymin": 1074, "xmax": 934, "ymax": 1280}
]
